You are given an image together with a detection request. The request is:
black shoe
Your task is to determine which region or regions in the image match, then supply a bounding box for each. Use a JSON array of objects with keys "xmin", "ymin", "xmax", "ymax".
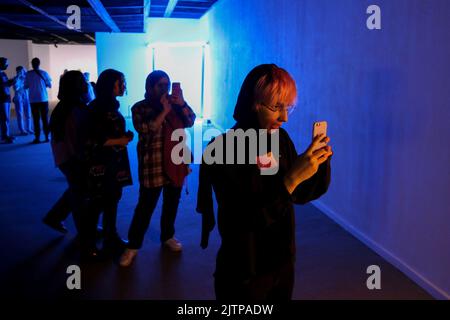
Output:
[
  {"xmin": 32, "ymin": 138, "xmax": 40, "ymax": 144},
  {"xmin": 43, "ymin": 217, "xmax": 68, "ymax": 234}
]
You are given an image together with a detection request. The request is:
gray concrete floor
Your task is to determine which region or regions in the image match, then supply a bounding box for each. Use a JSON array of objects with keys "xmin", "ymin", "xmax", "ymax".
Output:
[{"xmin": 0, "ymin": 120, "xmax": 433, "ymax": 300}]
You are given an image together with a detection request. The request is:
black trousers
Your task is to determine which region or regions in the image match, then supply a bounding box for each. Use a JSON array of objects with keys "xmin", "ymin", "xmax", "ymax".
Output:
[
  {"xmin": 57, "ymin": 160, "xmax": 89, "ymax": 246},
  {"xmin": 30, "ymin": 101, "xmax": 49, "ymax": 139},
  {"xmin": 214, "ymin": 261, "xmax": 295, "ymax": 301},
  {"xmin": 89, "ymin": 187, "xmax": 123, "ymax": 242},
  {"xmin": 44, "ymin": 188, "xmax": 77, "ymax": 230},
  {"xmin": 127, "ymin": 184, "xmax": 182, "ymax": 249}
]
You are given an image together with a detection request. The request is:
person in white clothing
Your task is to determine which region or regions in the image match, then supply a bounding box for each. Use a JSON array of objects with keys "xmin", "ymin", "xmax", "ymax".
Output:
[
  {"xmin": 24, "ymin": 57, "xmax": 52, "ymax": 143},
  {"xmin": 12, "ymin": 66, "xmax": 33, "ymax": 135}
]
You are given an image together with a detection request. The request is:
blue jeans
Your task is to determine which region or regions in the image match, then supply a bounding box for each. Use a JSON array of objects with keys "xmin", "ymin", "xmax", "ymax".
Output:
[{"xmin": 0, "ymin": 102, "xmax": 11, "ymax": 140}]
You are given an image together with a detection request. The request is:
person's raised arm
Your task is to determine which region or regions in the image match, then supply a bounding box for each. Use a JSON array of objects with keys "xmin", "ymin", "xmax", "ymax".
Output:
[{"xmin": 170, "ymin": 88, "xmax": 196, "ymax": 128}]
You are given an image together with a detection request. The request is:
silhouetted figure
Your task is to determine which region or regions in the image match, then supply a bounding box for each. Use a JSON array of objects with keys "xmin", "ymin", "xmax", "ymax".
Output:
[
  {"xmin": 0, "ymin": 57, "xmax": 15, "ymax": 143},
  {"xmin": 197, "ymin": 64, "xmax": 333, "ymax": 301},
  {"xmin": 87, "ymin": 69, "xmax": 133, "ymax": 257},
  {"xmin": 12, "ymin": 66, "xmax": 33, "ymax": 135},
  {"xmin": 119, "ymin": 70, "xmax": 196, "ymax": 267},
  {"xmin": 83, "ymin": 72, "xmax": 95, "ymax": 104},
  {"xmin": 25, "ymin": 57, "xmax": 52, "ymax": 143},
  {"xmin": 45, "ymin": 71, "xmax": 92, "ymax": 257}
]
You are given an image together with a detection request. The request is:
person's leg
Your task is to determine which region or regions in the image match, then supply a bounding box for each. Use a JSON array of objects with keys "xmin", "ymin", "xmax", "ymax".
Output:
[
  {"xmin": 43, "ymin": 188, "xmax": 73, "ymax": 231},
  {"xmin": 30, "ymin": 102, "xmax": 41, "ymax": 141},
  {"xmin": 23, "ymin": 94, "xmax": 33, "ymax": 133},
  {"xmin": 266, "ymin": 261, "xmax": 295, "ymax": 301},
  {"xmin": 14, "ymin": 98, "xmax": 25, "ymax": 134},
  {"xmin": 127, "ymin": 186, "xmax": 163, "ymax": 249},
  {"xmin": 102, "ymin": 187, "xmax": 123, "ymax": 243},
  {"xmin": 160, "ymin": 184, "xmax": 182, "ymax": 242},
  {"xmin": 40, "ymin": 102, "xmax": 50, "ymax": 141},
  {"xmin": 61, "ymin": 161, "xmax": 98, "ymax": 257},
  {"xmin": 0, "ymin": 102, "xmax": 8, "ymax": 140}
]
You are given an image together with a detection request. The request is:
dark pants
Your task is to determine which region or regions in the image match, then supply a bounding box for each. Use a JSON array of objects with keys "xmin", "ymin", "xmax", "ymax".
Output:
[
  {"xmin": 58, "ymin": 160, "xmax": 89, "ymax": 247},
  {"xmin": 214, "ymin": 261, "xmax": 295, "ymax": 301},
  {"xmin": 128, "ymin": 184, "xmax": 182, "ymax": 249},
  {"xmin": 0, "ymin": 102, "xmax": 10, "ymax": 140},
  {"xmin": 44, "ymin": 188, "xmax": 77, "ymax": 230},
  {"xmin": 30, "ymin": 101, "xmax": 49, "ymax": 140},
  {"xmin": 89, "ymin": 187, "xmax": 123, "ymax": 243}
]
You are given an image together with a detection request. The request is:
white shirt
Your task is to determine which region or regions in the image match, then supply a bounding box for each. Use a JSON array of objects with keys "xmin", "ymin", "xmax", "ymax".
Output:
[{"xmin": 25, "ymin": 69, "xmax": 52, "ymax": 103}]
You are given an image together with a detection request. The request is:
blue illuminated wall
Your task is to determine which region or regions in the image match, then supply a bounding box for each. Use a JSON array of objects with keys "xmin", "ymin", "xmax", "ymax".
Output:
[
  {"xmin": 96, "ymin": 18, "xmax": 209, "ymax": 117},
  {"xmin": 96, "ymin": 32, "xmax": 149, "ymax": 117},
  {"xmin": 204, "ymin": 0, "xmax": 450, "ymax": 298}
]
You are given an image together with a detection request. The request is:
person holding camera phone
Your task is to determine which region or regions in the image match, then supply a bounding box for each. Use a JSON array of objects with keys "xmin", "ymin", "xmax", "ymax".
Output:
[
  {"xmin": 120, "ymin": 70, "xmax": 196, "ymax": 267},
  {"xmin": 196, "ymin": 64, "xmax": 333, "ymax": 300}
]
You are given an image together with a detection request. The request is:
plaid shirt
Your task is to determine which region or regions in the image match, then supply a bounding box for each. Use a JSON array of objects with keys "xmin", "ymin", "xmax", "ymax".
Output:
[{"xmin": 132, "ymin": 99, "xmax": 196, "ymax": 188}]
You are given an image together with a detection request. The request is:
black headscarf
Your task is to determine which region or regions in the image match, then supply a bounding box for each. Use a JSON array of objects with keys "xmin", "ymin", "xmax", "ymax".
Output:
[{"xmin": 144, "ymin": 70, "xmax": 170, "ymax": 101}]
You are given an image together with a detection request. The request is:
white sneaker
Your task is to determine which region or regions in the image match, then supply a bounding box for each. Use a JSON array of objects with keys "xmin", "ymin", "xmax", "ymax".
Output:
[
  {"xmin": 163, "ymin": 238, "xmax": 183, "ymax": 252},
  {"xmin": 119, "ymin": 249, "xmax": 138, "ymax": 267}
]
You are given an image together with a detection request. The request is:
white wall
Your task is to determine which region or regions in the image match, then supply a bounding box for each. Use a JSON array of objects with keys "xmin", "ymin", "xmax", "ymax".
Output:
[
  {"xmin": 30, "ymin": 44, "xmax": 97, "ymax": 103},
  {"xmin": 0, "ymin": 39, "xmax": 31, "ymax": 78},
  {"xmin": 1, "ymin": 39, "xmax": 97, "ymax": 107},
  {"xmin": 48, "ymin": 45, "xmax": 97, "ymax": 102}
]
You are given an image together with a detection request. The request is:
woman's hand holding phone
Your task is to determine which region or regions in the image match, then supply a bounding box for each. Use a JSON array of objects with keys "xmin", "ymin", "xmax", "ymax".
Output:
[
  {"xmin": 284, "ymin": 134, "xmax": 333, "ymax": 194},
  {"xmin": 169, "ymin": 82, "xmax": 185, "ymax": 106}
]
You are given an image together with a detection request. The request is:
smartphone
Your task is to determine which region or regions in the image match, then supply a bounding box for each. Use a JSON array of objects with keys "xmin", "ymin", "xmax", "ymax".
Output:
[
  {"xmin": 312, "ymin": 121, "xmax": 328, "ymax": 152},
  {"xmin": 172, "ymin": 82, "xmax": 181, "ymax": 96}
]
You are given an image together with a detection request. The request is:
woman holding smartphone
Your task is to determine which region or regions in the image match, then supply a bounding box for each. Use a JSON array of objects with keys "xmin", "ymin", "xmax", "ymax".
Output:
[
  {"xmin": 197, "ymin": 64, "xmax": 333, "ymax": 300},
  {"xmin": 119, "ymin": 70, "xmax": 196, "ymax": 267}
]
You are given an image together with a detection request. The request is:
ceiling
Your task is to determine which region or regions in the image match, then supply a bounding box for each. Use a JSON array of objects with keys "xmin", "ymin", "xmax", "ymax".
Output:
[{"xmin": 0, "ymin": 0, "xmax": 218, "ymax": 44}]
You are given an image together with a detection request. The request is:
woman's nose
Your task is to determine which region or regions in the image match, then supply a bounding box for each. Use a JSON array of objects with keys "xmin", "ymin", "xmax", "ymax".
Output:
[{"xmin": 279, "ymin": 109, "xmax": 288, "ymax": 122}]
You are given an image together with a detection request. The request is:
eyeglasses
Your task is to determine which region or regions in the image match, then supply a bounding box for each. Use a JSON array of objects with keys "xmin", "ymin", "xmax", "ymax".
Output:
[{"xmin": 261, "ymin": 103, "xmax": 296, "ymax": 115}]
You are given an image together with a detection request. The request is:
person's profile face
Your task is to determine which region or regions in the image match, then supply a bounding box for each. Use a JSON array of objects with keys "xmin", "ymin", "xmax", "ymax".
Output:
[
  {"xmin": 151, "ymin": 77, "xmax": 170, "ymax": 100},
  {"xmin": 113, "ymin": 77, "xmax": 126, "ymax": 97},
  {"xmin": 255, "ymin": 100, "xmax": 290, "ymax": 132}
]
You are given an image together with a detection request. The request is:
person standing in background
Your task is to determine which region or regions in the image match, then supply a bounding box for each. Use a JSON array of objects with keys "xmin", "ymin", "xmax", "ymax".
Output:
[
  {"xmin": 0, "ymin": 57, "xmax": 15, "ymax": 144},
  {"xmin": 12, "ymin": 66, "xmax": 33, "ymax": 135},
  {"xmin": 119, "ymin": 70, "xmax": 196, "ymax": 267},
  {"xmin": 25, "ymin": 57, "xmax": 52, "ymax": 144},
  {"xmin": 83, "ymin": 72, "xmax": 96, "ymax": 104}
]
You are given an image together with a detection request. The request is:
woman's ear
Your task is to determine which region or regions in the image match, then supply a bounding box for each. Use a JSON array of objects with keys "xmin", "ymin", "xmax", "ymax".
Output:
[{"xmin": 253, "ymin": 103, "xmax": 260, "ymax": 112}]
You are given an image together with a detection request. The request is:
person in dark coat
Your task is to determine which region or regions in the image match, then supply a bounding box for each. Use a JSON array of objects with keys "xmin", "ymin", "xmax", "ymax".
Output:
[{"xmin": 196, "ymin": 64, "xmax": 333, "ymax": 301}]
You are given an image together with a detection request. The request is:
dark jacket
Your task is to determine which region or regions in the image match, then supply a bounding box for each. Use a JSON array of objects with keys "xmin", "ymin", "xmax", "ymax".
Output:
[
  {"xmin": 196, "ymin": 127, "xmax": 331, "ymax": 281},
  {"xmin": 87, "ymin": 98, "xmax": 132, "ymax": 191}
]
